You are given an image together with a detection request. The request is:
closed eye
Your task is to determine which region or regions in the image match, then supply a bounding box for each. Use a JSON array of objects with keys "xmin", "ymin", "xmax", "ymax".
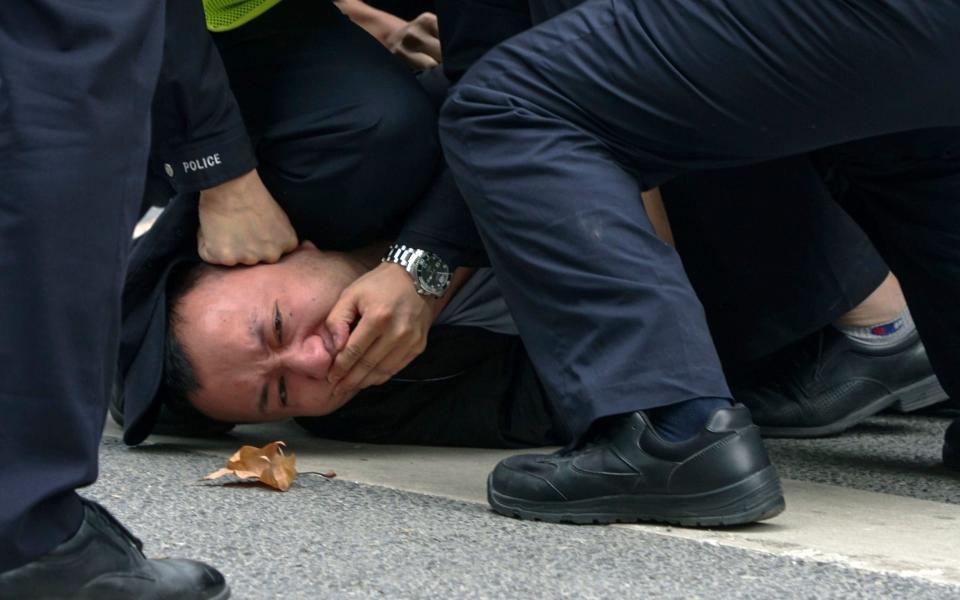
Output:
[{"xmin": 273, "ymin": 301, "xmax": 283, "ymax": 345}]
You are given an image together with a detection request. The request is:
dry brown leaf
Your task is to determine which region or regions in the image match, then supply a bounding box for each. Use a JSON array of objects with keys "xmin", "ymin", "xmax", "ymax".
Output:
[{"xmin": 204, "ymin": 441, "xmax": 297, "ymax": 491}]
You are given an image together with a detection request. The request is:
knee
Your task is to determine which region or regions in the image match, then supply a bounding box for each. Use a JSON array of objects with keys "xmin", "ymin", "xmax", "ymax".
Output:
[{"xmin": 359, "ymin": 83, "xmax": 439, "ymax": 173}]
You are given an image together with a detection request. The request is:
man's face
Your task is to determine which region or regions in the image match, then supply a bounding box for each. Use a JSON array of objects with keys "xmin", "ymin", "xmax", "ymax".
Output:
[{"xmin": 174, "ymin": 242, "xmax": 365, "ymax": 422}]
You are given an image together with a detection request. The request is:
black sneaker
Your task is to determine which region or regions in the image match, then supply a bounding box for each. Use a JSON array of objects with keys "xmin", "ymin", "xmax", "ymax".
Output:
[
  {"xmin": 945, "ymin": 418, "xmax": 960, "ymax": 470},
  {"xmin": 733, "ymin": 328, "xmax": 948, "ymax": 438},
  {"xmin": 0, "ymin": 498, "xmax": 229, "ymax": 600},
  {"xmin": 487, "ymin": 404, "xmax": 784, "ymax": 527}
]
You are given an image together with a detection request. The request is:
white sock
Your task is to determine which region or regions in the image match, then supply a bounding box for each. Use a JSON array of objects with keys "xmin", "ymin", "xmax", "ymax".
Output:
[{"xmin": 835, "ymin": 307, "xmax": 916, "ymax": 350}]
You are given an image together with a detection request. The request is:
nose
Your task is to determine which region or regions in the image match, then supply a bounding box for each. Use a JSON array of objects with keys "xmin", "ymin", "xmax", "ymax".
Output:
[{"xmin": 284, "ymin": 334, "xmax": 333, "ymax": 379}]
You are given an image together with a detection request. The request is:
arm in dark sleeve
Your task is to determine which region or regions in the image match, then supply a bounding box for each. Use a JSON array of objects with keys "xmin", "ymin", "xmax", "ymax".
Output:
[
  {"xmin": 149, "ymin": 0, "xmax": 256, "ymax": 195},
  {"xmin": 397, "ymin": 165, "xmax": 490, "ymax": 270},
  {"xmin": 396, "ymin": 0, "xmax": 532, "ymax": 268}
]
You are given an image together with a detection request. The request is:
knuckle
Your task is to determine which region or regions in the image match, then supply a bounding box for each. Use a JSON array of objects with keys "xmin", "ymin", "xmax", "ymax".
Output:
[
  {"xmin": 356, "ymin": 356, "xmax": 379, "ymax": 371},
  {"xmin": 368, "ymin": 310, "xmax": 390, "ymax": 326},
  {"xmin": 342, "ymin": 345, "xmax": 364, "ymax": 361}
]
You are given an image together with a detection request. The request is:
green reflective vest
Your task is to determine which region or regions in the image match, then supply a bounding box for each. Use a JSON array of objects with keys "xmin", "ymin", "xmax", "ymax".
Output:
[{"xmin": 203, "ymin": 0, "xmax": 283, "ymax": 32}]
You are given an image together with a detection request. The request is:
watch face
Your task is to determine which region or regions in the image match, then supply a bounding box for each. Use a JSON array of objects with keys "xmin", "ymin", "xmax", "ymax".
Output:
[{"xmin": 414, "ymin": 253, "xmax": 451, "ymax": 296}]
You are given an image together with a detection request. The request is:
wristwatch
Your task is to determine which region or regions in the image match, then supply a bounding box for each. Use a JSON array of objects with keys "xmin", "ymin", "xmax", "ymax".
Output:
[{"xmin": 382, "ymin": 243, "xmax": 452, "ymax": 298}]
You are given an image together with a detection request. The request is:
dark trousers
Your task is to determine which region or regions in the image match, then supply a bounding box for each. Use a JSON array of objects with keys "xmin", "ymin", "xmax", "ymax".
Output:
[
  {"xmin": 0, "ymin": 2, "xmax": 163, "ymax": 571},
  {"xmin": 664, "ymin": 157, "xmax": 890, "ymax": 371},
  {"xmin": 440, "ymin": 0, "xmax": 960, "ymax": 440},
  {"xmin": 301, "ymin": 163, "xmax": 893, "ymax": 449},
  {"xmin": 210, "ymin": 0, "xmax": 440, "ymax": 248}
]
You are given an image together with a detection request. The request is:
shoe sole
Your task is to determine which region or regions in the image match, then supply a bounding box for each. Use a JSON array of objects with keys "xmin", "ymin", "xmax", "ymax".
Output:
[
  {"xmin": 760, "ymin": 374, "xmax": 949, "ymax": 438},
  {"xmin": 487, "ymin": 465, "xmax": 785, "ymax": 528},
  {"xmin": 72, "ymin": 583, "xmax": 230, "ymax": 600},
  {"xmin": 209, "ymin": 586, "xmax": 231, "ymax": 600}
]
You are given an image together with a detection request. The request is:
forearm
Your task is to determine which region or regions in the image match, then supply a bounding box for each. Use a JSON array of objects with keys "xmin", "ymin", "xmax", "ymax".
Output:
[
  {"xmin": 150, "ymin": 0, "xmax": 256, "ymax": 195},
  {"xmin": 334, "ymin": 0, "xmax": 404, "ymax": 44}
]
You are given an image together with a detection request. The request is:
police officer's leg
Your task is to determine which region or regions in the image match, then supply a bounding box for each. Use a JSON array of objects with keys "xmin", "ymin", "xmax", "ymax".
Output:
[
  {"xmin": 665, "ymin": 158, "xmax": 946, "ymax": 438},
  {"xmin": 663, "ymin": 157, "xmax": 888, "ymax": 367},
  {"xmin": 0, "ymin": 2, "xmax": 227, "ymax": 596},
  {"xmin": 440, "ymin": 0, "xmax": 960, "ymax": 524},
  {"xmin": 822, "ymin": 129, "xmax": 960, "ymax": 413}
]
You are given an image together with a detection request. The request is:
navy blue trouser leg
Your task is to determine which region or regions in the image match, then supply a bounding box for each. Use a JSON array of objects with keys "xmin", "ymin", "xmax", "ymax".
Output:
[
  {"xmin": 664, "ymin": 156, "xmax": 890, "ymax": 369},
  {"xmin": 817, "ymin": 129, "xmax": 960, "ymax": 399},
  {"xmin": 0, "ymin": 1, "xmax": 163, "ymax": 571},
  {"xmin": 440, "ymin": 0, "xmax": 960, "ymax": 440}
]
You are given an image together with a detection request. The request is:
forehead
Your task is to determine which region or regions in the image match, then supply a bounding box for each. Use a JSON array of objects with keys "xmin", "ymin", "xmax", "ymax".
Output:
[
  {"xmin": 183, "ymin": 269, "xmax": 267, "ymax": 338},
  {"xmin": 175, "ymin": 269, "xmax": 272, "ymax": 411}
]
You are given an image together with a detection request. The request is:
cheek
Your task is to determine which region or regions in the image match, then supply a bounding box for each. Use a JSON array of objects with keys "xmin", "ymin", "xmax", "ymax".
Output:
[{"xmin": 287, "ymin": 377, "xmax": 338, "ymax": 417}]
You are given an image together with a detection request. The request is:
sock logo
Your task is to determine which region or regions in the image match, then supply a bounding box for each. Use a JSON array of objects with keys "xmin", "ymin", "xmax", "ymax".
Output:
[{"xmin": 870, "ymin": 318, "xmax": 903, "ymax": 337}]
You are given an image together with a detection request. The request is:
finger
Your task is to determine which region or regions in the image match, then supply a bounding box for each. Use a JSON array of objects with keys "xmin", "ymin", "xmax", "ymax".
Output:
[
  {"xmin": 416, "ymin": 12, "xmax": 439, "ymax": 38},
  {"xmin": 403, "ymin": 31, "xmax": 441, "ymax": 63},
  {"xmin": 281, "ymin": 232, "xmax": 299, "ymax": 253},
  {"xmin": 206, "ymin": 245, "xmax": 238, "ymax": 266},
  {"xmin": 237, "ymin": 251, "xmax": 264, "ymax": 266},
  {"xmin": 350, "ymin": 366, "xmax": 394, "ymax": 395},
  {"xmin": 327, "ymin": 315, "xmax": 382, "ymax": 384},
  {"xmin": 324, "ymin": 290, "xmax": 361, "ymax": 353},
  {"xmin": 196, "ymin": 230, "xmax": 209, "ymax": 262},
  {"xmin": 332, "ymin": 335, "xmax": 397, "ymax": 397},
  {"xmin": 371, "ymin": 348, "xmax": 421, "ymax": 385},
  {"xmin": 344, "ymin": 328, "xmax": 426, "ymax": 395},
  {"xmin": 255, "ymin": 244, "xmax": 284, "ymax": 265},
  {"xmin": 399, "ymin": 51, "xmax": 438, "ymax": 70},
  {"xmin": 422, "ymin": 35, "xmax": 442, "ymax": 63}
]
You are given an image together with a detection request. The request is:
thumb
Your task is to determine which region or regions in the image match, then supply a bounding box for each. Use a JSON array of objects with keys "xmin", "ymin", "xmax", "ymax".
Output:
[
  {"xmin": 196, "ymin": 229, "xmax": 209, "ymax": 262},
  {"xmin": 325, "ymin": 290, "xmax": 359, "ymax": 351}
]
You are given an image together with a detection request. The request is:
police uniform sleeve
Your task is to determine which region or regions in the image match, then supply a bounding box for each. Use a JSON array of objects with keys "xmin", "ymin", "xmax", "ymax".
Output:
[
  {"xmin": 392, "ymin": 0, "xmax": 533, "ymax": 269},
  {"xmin": 396, "ymin": 166, "xmax": 489, "ymax": 271},
  {"xmin": 149, "ymin": 0, "xmax": 257, "ymax": 194}
]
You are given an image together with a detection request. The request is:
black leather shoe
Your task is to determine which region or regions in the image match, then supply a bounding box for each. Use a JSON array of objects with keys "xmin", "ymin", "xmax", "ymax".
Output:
[
  {"xmin": 733, "ymin": 328, "xmax": 948, "ymax": 438},
  {"xmin": 0, "ymin": 499, "xmax": 229, "ymax": 600},
  {"xmin": 487, "ymin": 404, "xmax": 784, "ymax": 527},
  {"xmin": 945, "ymin": 418, "xmax": 960, "ymax": 470}
]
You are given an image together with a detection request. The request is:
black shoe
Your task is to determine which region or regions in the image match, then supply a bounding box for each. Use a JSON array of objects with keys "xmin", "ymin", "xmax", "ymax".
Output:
[
  {"xmin": 732, "ymin": 328, "xmax": 948, "ymax": 438},
  {"xmin": 945, "ymin": 418, "xmax": 960, "ymax": 470},
  {"xmin": 0, "ymin": 499, "xmax": 229, "ymax": 600},
  {"xmin": 487, "ymin": 404, "xmax": 784, "ymax": 527}
]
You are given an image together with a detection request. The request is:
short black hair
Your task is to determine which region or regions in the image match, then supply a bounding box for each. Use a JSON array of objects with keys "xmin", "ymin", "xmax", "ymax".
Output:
[{"xmin": 156, "ymin": 261, "xmax": 234, "ymax": 434}]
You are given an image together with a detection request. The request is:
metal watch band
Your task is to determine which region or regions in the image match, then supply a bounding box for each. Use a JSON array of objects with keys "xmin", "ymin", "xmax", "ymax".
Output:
[
  {"xmin": 382, "ymin": 243, "xmax": 423, "ymax": 273},
  {"xmin": 382, "ymin": 243, "xmax": 450, "ymax": 298}
]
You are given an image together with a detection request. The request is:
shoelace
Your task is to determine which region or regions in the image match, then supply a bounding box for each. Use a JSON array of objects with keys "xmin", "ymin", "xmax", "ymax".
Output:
[
  {"xmin": 81, "ymin": 498, "xmax": 145, "ymax": 554},
  {"xmin": 554, "ymin": 414, "xmax": 627, "ymax": 456}
]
